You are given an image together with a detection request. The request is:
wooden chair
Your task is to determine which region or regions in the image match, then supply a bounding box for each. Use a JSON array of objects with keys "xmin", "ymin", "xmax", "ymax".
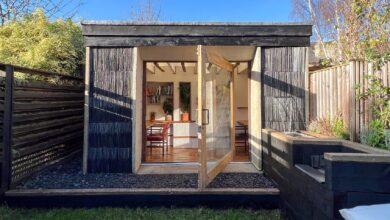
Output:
[
  {"xmin": 235, "ymin": 124, "xmax": 248, "ymax": 152},
  {"xmin": 146, "ymin": 123, "xmax": 170, "ymax": 155}
]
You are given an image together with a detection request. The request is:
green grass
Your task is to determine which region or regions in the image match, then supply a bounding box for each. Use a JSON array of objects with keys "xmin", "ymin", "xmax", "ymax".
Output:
[{"xmin": 0, "ymin": 206, "xmax": 280, "ymax": 220}]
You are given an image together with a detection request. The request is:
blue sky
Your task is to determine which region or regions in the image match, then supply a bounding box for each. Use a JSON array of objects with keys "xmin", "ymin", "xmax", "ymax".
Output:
[{"xmin": 73, "ymin": 0, "xmax": 294, "ymax": 22}]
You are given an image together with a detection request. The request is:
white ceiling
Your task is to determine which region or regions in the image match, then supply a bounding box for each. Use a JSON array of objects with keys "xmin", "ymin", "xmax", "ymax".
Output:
[{"xmin": 139, "ymin": 46, "xmax": 257, "ymax": 62}]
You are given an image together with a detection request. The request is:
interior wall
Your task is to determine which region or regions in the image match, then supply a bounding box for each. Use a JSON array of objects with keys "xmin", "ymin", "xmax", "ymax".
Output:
[
  {"xmin": 234, "ymin": 63, "xmax": 249, "ymax": 122},
  {"xmin": 145, "ymin": 64, "xmax": 198, "ymax": 121}
]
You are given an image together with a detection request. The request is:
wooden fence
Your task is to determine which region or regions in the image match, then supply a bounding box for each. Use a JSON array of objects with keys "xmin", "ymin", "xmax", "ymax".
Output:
[
  {"xmin": 309, "ymin": 60, "xmax": 390, "ymax": 141},
  {"xmin": 0, "ymin": 64, "xmax": 84, "ymax": 191}
]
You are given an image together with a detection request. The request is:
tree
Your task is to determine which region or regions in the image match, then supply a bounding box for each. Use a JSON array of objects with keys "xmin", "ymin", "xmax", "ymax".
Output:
[
  {"xmin": 291, "ymin": 0, "xmax": 389, "ymax": 64},
  {"xmin": 0, "ymin": 9, "xmax": 84, "ymax": 76},
  {"xmin": 130, "ymin": 0, "xmax": 161, "ymax": 22},
  {"xmin": 292, "ymin": 0, "xmax": 332, "ymax": 60},
  {"xmin": 0, "ymin": 0, "xmax": 82, "ymax": 25}
]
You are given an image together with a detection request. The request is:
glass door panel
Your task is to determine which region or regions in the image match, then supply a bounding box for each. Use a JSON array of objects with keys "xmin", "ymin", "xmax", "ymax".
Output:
[
  {"xmin": 197, "ymin": 46, "xmax": 234, "ymax": 189},
  {"xmin": 205, "ymin": 65, "xmax": 232, "ymax": 170}
]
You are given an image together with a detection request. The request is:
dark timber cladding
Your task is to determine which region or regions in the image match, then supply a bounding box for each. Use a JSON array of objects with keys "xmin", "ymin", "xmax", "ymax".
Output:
[
  {"xmin": 262, "ymin": 47, "xmax": 307, "ymax": 131},
  {"xmin": 82, "ymin": 22, "xmax": 312, "ymax": 47},
  {"xmin": 88, "ymin": 48, "xmax": 133, "ymax": 173}
]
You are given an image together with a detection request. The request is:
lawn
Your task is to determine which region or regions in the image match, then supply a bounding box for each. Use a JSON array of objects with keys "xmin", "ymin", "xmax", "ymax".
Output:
[{"xmin": 0, "ymin": 206, "xmax": 280, "ymax": 220}]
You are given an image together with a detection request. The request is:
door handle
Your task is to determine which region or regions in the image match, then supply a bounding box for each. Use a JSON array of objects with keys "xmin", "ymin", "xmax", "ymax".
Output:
[{"xmin": 202, "ymin": 109, "xmax": 209, "ymax": 125}]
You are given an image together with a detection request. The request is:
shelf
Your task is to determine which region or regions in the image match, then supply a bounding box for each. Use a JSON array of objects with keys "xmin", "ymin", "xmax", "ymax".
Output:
[{"xmin": 146, "ymin": 82, "xmax": 174, "ymax": 105}]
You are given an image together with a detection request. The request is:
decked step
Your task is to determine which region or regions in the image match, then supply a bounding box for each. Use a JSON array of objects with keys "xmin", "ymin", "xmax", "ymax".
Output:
[{"xmin": 4, "ymin": 188, "xmax": 279, "ymax": 209}]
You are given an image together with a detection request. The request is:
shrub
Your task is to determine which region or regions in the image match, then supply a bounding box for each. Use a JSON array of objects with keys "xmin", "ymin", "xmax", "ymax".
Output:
[
  {"xmin": 308, "ymin": 117, "xmax": 332, "ymax": 136},
  {"xmin": 332, "ymin": 116, "xmax": 350, "ymax": 140},
  {"xmin": 308, "ymin": 114, "xmax": 349, "ymax": 140},
  {"xmin": 356, "ymin": 71, "xmax": 390, "ymax": 150},
  {"xmin": 0, "ymin": 9, "xmax": 84, "ymax": 76},
  {"xmin": 361, "ymin": 119, "xmax": 386, "ymax": 149}
]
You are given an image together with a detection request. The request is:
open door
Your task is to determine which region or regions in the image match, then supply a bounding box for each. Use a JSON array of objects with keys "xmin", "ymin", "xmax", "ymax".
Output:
[{"xmin": 197, "ymin": 46, "xmax": 235, "ymax": 189}]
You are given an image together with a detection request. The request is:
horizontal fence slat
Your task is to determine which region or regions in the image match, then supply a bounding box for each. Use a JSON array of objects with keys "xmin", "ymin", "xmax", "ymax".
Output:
[
  {"xmin": 14, "ymin": 82, "xmax": 83, "ymax": 92},
  {"xmin": 0, "ymin": 63, "xmax": 84, "ymax": 81},
  {"xmin": 13, "ymin": 115, "xmax": 84, "ymax": 136},
  {"xmin": 14, "ymin": 131, "xmax": 82, "ymax": 158},
  {"xmin": 12, "ymin": 90, "xmax": 83, "ymax": 99},
  {"xmin": 13, "ymin": 108, "xmax": 84, "ymax": 123},
  {"xmin": 13, "ymin": 123, "xmax": 83, "ymax": 149},
  {"xmin": 13, "ymin": 100, "xmax": 84, "ymax": 111}
]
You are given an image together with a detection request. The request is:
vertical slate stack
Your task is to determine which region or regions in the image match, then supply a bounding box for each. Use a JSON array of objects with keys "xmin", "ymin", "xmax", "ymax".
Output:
[
  {"xmin": 88, "ymin": 48, "xmax": 133, "ymax": 173},
  {"xmin": 262, "ymin": 47, "xmax": 307, "ymax": 131}
]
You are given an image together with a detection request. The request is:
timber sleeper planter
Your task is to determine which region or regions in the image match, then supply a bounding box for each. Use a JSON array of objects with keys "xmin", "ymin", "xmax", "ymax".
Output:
[{"xmin": 262, "ymin": 129, "xmax": 390, "ymax": 220}]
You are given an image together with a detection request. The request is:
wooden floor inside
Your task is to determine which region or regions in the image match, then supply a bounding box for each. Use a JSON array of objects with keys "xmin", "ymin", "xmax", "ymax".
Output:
[
  {"xmin": 144, "ymin": 146, "xmax": 250, "ymax": 163},
  {"xmin": 138, "ymin": 162, "xmax": 259, "ymax": 174}
]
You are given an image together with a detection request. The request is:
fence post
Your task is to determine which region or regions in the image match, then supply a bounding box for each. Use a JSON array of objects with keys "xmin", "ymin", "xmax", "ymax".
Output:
[
  {"xmin": 349, "ymin": 61, "xmax": 356, "ymax": 141},
  {"xmin": 1, "ymin": 65, "xmax": 14, "ymax": 192},
  {"xmin": 305, "ymin": 47, "xmax": 310, "ymax": 126}
]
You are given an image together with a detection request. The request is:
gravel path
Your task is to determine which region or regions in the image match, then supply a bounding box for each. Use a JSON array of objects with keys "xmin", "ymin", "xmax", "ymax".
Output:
[{"xmin": 17, "ymin": 157, "xmax": 275, "ymax": 189}]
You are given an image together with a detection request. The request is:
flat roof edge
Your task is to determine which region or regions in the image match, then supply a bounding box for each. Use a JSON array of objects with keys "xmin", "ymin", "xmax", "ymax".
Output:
[{"xmin": 81, "ymin": 20, "xmax": 312, "ymax": 26}]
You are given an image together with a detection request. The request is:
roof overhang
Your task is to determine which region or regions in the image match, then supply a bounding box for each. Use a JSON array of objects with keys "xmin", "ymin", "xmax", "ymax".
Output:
[{"xmin": 82, "ymin": 21, "xmax": 312, "ymax": 47}]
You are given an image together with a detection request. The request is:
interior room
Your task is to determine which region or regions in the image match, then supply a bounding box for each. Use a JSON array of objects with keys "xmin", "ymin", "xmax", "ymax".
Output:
[{"xmin": 142, "ymin": 46, "xmax": 252, "ymax": 163}]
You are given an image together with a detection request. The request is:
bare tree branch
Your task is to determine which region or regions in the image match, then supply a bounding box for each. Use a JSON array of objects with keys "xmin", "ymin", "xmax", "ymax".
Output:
[
  {"xmin": 306, "ymin": 0, "xmax": 330, "ymax": 59},
  {"xmin": 130, "ymin": 0, "xmax": 161, "ymax": 22},
  {"xmin": 0, "ymin": 0, "xmax": 82, "ymax": 24},
  {"xmin": 291, "ymin": 0, "xmax": 389, "ymax": 64}
]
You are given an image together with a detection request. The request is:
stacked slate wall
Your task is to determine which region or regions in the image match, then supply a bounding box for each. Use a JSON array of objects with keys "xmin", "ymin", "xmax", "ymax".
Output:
[{"xmin": 88, "ymin": 48, "xmax": 133, "ymax": 173}]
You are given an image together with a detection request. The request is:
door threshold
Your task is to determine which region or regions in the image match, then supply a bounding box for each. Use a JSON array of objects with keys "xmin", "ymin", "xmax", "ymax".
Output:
[
  {"xmin": 137, "ymin": 162, "xmax": 259, "ymax": 174},
  {"xmin": 141, "ymin": 161, "xmax": 250, "ymax": 165},
  {"xmin": 138, "ymin": 163, "xmax": 198, "ymax": 174},
  {"xmin": 141, "ymin": 162, "xmax": 199, "ymax": 166}
]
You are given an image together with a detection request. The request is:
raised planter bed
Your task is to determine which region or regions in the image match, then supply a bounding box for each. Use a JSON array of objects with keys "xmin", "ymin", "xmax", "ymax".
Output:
[{"xmin": 262, "ymin": 129, "xmax": 390, "ymax": 220}]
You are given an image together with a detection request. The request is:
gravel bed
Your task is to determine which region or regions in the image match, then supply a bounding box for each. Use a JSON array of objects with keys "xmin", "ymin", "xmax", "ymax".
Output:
[
  {"xmin": 208, "ymin": 173, "xmax": 275, "ymax": 188},
  {"xmin": 17, "ymin": 157, "xmax": 275, "ymax": 189}
]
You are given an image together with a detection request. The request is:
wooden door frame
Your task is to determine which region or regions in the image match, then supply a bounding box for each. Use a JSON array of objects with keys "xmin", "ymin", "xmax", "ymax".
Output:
[{"xmin": 197, "ymin": 45, "xmax": 235, "ymax": 189}]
